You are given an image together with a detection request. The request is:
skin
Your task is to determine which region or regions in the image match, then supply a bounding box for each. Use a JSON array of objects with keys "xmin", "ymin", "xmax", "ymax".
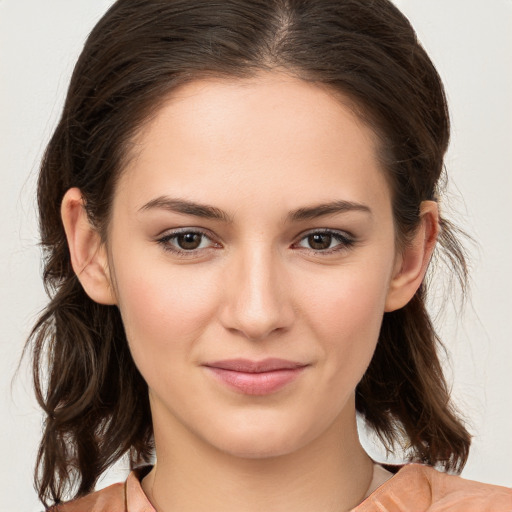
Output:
[{"xmin": 61, "ymin": 71, "xmax": 438, "ymax": 511}]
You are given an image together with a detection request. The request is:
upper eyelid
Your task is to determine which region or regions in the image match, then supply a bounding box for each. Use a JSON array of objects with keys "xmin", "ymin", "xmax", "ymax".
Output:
[
  {"xmin": 157, "ymin": 227, "xmax": 354, "ymax": 250},
  {"xmin": 293, "ymin": 228, "xmax": 355, "ymax": 247},
  {"xmin": 297, "ymin": 227, "xmax": 354, "ymax": 238},
  {"xmin": 157, "ymin": 227, "xmax": 353, "ymax": 239},
  {"xmin": 157, "ymin": 227, "xmax": 216, "ymax": 241},
  {"xmin": 156, "ymin": 229, "xmax": 218, "ymax": 257}
]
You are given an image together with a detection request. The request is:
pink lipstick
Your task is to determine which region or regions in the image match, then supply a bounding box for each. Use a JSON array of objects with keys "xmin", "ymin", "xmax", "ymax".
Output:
[{"xmin": 203, "ymin": 358, "xmax": 308, "ymax": 395}]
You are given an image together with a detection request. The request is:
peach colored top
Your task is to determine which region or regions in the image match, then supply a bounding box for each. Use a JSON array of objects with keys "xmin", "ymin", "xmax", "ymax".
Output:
[{"xmin": 52, "ymin": 463, "xmax": 512, "ymax": 512}]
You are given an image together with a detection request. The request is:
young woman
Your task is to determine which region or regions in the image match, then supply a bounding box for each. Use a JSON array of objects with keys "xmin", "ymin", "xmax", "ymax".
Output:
[{"xmin": 27, "ymin": 0, "xmax": 511, "ymax": 510}]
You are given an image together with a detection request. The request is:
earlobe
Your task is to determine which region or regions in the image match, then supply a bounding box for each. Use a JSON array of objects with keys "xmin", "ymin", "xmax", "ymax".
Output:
[
  {"xmin": 61, "ymin": 187, "xmax": 117, "ymax": 305},
  {"xmin": 384, "ymin": 201, "xmax": 439, "ymax": 312}
]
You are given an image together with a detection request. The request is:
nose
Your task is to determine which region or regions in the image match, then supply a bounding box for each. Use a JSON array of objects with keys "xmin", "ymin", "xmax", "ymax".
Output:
[{"xmin": 218, "ymin": 245, "xmax": 295, "ymax": 341}]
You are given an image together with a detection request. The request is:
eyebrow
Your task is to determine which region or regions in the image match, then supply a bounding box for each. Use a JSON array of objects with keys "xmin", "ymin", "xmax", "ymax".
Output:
[
  {"xmin": 139, "ymin": 196, "xmax": 233, "ymax": 222},
  {"xmin": 289, "ymin": 200, "xmax": 371, "ymax": 221},
  {"xmin": 139, "ymin": 196, "xmax": 371, "ymax": 223}
]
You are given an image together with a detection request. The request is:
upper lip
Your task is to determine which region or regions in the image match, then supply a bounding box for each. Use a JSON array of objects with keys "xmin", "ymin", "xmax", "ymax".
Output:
[{"xmin": 203, "ymin": 358, "xmax": 308, "ymax": 373}]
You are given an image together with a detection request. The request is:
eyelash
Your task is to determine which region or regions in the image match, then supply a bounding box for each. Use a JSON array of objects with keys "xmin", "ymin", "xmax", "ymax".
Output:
[
  {"xmin": 156, "ymin": 229, "xmax": 219, "ymax": 258},
  {"xmin": 156, "ymin": 228, "xmax": 356, "ymax": 258},
  {"xmin": 295, "ymin": 229, "xmax": 356, "ymax": 254}
]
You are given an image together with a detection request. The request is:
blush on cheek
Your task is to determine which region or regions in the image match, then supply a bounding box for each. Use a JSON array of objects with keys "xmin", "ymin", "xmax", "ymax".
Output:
[
  {"xmin": 307, "ymin": 271, "xmax": 388, "ymax": 326},
  {"xmin": 115, "ymin": 266, "xmax": 217, "ymax": 360},
  {"xmin": 305, "ymin": 274, "xmax": 388, "ymax": 366}
]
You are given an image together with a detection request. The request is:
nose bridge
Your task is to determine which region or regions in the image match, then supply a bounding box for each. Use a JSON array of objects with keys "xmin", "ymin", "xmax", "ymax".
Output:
[{"xmin": 220, "ymin": 239, "xmax": 293, "ymax": 340}]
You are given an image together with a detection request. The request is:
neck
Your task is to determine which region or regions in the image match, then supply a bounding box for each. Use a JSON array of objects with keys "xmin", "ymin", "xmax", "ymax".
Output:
[{"xmin": 143, "ymin": 400, "xmax": 374, "ymax": 512}]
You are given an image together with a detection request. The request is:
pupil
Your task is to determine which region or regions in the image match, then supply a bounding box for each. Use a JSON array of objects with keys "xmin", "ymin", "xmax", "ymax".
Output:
[
  {"xmin": 178, "ymin": 233, "xmax": 201, "ymax": 250},
  {"xmin": 309, "ymin": 233, "xmax": 331, "ymax": 250}
]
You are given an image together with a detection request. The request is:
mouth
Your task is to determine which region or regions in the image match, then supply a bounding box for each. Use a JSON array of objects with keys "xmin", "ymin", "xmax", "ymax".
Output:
[{"xmin": 202, "ymin": 358, "xmax": 309, "ymax": 395}]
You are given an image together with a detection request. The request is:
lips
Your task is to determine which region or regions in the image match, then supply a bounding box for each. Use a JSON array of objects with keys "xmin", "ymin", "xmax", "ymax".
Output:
[
  {"xmin": 202, "ymin": 358, "xmax": 308, "ymax": 395},
  {"xmin": 204, "ymin": 358, "xmax": 307, "ymax": 373}
]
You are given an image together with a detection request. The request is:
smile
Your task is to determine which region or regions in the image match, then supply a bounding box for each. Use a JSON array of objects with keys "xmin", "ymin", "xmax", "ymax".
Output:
[{"xmin": 203, "ymin": 358, "xmax": 309, "ymax": 395}]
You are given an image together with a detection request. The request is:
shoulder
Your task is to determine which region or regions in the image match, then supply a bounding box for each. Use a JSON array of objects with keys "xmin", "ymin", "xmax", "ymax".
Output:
[
  {"xmin": 49, "ymin": 466, "xmax": 155, "ymax": 512},
  {"xmin": 354, "ymin": 463, "xmax": 512, "ymax": 512},
  {"xmin": 424, "ymin": 464, "xmax": 512, "ymax": 511},
  {"xmin": 49, "ymin": 482, "xmax": 126, "ymax": 512}
]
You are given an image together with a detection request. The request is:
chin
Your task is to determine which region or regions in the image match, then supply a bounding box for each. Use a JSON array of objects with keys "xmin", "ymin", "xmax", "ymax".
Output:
[
  {"xmin": 217, "ymin": 435, "xmax": 304, "ymax": 460},
  {"xmin": 201, "ymin": 417, "xmax": 319, "ymax": 460}
]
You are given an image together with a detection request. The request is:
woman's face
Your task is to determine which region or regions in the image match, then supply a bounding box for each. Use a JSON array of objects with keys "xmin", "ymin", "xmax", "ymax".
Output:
[{"xmin": 108, "ymin": 72, "xmax": 400, "ymax": 458}]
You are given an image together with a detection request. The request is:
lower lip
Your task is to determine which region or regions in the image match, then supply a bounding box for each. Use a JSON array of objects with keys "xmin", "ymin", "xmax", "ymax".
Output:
[{"xmin": 204, "ymin": 367, "xmax": 306, "ymax": 395}]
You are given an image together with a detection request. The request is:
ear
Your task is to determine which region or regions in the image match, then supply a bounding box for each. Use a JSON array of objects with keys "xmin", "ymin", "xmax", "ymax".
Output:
[
  {"xmin": 61, "ymin": 187, "xmax": 117, "ymax": 305},
  {"xmin": 385, "ymin": 201, "xmax": 439, "ymax": 312}
]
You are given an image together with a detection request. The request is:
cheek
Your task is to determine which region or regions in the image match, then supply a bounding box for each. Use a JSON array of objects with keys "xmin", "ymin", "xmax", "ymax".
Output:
[
  {"xmin": 300, "ymin": 263, "xmax": 391, "ymax": 377},
  {"xmin": 112, "ymin": 252, "xmax": 219, "ymax": 367}
]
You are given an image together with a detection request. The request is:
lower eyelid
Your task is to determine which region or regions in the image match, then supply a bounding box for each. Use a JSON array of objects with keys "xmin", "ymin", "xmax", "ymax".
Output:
[
  {"xmin": 297, "ymin": 230, "xmax": 354, "ymax": 246},
  {"xmin": 156, "ymin": 229, "xmax": 355, "ymax": 256},
  {"xmin": 161, "ymin": 231, "xmax": 215, "ymax": 248}
]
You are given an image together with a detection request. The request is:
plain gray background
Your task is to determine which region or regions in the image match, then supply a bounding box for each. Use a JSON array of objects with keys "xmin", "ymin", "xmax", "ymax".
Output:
[{"xmin": 1, "ymin": 1, "xmax": 511, "ymax": 510}]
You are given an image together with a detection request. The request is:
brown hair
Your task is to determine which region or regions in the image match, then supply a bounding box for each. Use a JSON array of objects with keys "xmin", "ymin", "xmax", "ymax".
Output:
[{"xmin": 28, "ymin": 0, "xmax": 470, "ymax": 506}]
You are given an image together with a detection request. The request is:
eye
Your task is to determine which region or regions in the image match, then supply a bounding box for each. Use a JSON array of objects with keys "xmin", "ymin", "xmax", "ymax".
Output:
[
  {"xmin": 173, "ymin": 232, "xmax": 207, "ymax": 250},
  {"xmin": 295, "ymin": 229, "xmax": 355, "ymax": 254},
  {"xmin": 157, "ymin": 229, "xmax": 218, "ymax": 256}
]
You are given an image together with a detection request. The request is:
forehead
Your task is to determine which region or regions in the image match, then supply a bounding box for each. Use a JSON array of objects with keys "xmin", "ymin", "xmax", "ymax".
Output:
[{"xmin": 116, "ymin": 72, "xmax": 390, "ymax": 217}]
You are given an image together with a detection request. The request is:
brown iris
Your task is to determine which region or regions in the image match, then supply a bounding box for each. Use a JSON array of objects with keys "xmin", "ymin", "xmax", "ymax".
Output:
[
  {"xmin": 307, "ymin": 233, "xmax": 332, "ymax": 250},
  {"xmin": 177, "ymin": 233, "xmax": 203, "ymax": 250}
]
